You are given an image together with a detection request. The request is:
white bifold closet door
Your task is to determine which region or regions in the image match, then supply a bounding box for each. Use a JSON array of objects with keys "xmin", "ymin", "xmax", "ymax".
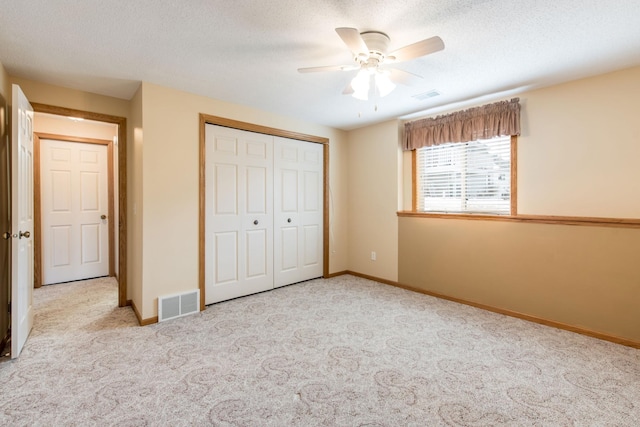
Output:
[
  {"xmin": 205, "ymin": 126, "xmax": 274, "ymax": 304},
  {"xmin": 273, "ymin": 136, "xmax": 323, "ymax": 287},
  {"xmin": 204, "ymin": 124, "xmax": 323, "ymax": 305}
]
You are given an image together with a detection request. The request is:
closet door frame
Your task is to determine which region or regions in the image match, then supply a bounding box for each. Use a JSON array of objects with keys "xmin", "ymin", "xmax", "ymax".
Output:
[{"xmin": 198, "ymin": 114, "xmax": 329, "ymax": 310}]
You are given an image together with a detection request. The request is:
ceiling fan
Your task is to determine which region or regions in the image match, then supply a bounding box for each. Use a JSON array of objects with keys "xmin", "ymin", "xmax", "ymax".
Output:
[{"xmin": 298, "ymin": 27, "xmax": 444, "ymax": 100}]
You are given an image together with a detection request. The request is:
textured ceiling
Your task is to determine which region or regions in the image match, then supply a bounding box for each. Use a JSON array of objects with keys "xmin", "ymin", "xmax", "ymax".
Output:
[{"xmin": 1, "ymin": 0, "xmax": 639, "ymax": 130}]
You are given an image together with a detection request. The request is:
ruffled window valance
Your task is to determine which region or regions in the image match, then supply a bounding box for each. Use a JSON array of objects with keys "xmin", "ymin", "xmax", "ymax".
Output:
[{"xmin": 403, "ymin": 98, "xmax": 521, "ymax": 150}]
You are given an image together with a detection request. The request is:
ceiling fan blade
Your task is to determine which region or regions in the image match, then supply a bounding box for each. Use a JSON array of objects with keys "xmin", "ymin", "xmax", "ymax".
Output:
[
  {"xmin": 298, "ymin": 64, "xmax": 359, "ymax": 73},
  {"xmin": 336, "ymin": 27, "xmax": 369, "ymax": 57},
  {"xmin": 387, "ymin": 68, "xmax": 424, "ymax": 86},
  {"xmin": 388, "ymin": 36, "xmax": 444, "ymax": 62}
]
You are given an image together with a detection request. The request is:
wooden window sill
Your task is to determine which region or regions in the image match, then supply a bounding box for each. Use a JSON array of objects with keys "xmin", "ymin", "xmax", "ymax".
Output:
[{"xmin": 397, "ymin": 211, "xmax": 640, "ymax": 229}]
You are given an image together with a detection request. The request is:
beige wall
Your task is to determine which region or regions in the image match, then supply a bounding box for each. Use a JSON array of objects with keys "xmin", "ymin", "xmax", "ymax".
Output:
[
  {"xmin": 397, "ymin": 66, "xmax": 640, "ymax": 343},
  {"xmin": 138, "ymin": 82, "xmax": 348, "ymax": 319},
  {"xmin": 401, "ymin": 67, "xmax": 640, "ymax": 216},
  {"xmin": 128, "ymin": 86, "xmax": 143, "ymax": 313},
  {"xmin": 10, "ymin": 77, "xmax": 130, "ymax": 119},
  {"xmin": 34, "ymin": 113, "xmax": 118, "ymax": 140},
  {"xmin": 517, "ymin": 66, "xmax": 640, "ymax": 217},
  {"xmin": 347, "ymin": 120, "xmax": 401, "ymax": 281},
  {"xmin": 328, "ymin": 122, "xmax": 349, "ymax": 275},
  {"xmin": 398, "ymin": 217, "xmax": 640, "ymax": 341}
]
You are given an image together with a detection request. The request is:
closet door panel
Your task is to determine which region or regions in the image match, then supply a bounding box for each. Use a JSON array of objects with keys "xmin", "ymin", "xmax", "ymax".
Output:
[
  {"xmin": 280, "ymin": 169, "xmax": 298, "ymax": 212},
  {"xmin": 246, "ymin": 229, "xmax": 268, "ymax": 278},
  {"xmin": 214, "ymin": 231, "xmax": 238, "ymax": 284},
  {"xmin": 214, "ymin": 164, "xmax": 237, "ymax": 214},
  {"xmin": 205, "ymin": 125, "xmax": 273, "ymax": 304},
  {"xmin": 274, "ymin": 137, "xmax": 323, "ymax": 287},
  {"xmin": 303, "ymin": 224, "xmax": 320, "ymax": 266},
  {"xmin": 304, "ymin": 170, "xmax": 320, "ymax": 211},
  {"xmin": 246, "ymin": 166, "xmax": 267, "ymax": 214},
  {"xmin": 280, "ymin": 226, "xmax": 298, "ymax": 271}
]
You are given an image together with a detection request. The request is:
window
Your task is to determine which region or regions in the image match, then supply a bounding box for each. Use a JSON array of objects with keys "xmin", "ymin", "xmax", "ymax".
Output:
[{"xmin": 416, "ymin": 135, "xmax": 512, "ymax": 215}]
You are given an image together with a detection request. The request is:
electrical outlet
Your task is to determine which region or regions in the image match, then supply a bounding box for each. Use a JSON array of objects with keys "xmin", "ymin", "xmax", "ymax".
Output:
[{"xmin": 371, "ymin": 251, "xmax": 376, "ymax": 261}]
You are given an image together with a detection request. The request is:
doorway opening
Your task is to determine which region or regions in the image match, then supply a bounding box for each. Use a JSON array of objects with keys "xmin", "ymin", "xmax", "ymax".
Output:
[
  {"xmin": 36, "ymin": 132, "xmax": 114, "ymax": 285},
  {"xmin": 31, "ymin": 103, "xmax": 127, "ymax": 307}
]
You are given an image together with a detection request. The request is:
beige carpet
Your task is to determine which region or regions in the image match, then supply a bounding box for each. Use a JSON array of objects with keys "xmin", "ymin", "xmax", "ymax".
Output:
[{"xmin": 1, "ymin": 275, "xmax": 639, "ymax": 426}]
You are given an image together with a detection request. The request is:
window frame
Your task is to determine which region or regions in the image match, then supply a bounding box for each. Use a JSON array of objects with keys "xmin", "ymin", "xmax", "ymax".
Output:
[{"xmin": 412, "ymin": 135, "xmax": 518, "ymax": 216}]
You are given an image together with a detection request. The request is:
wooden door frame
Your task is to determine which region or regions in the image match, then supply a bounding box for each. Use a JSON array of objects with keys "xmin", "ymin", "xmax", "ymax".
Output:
[
  {"xmin": 198, "ymin": 114, "xmax": 330, "ymax": 311},
  {"xmin": 32, "ymin": 103, "xmax": 128, "ymax": 307},
  {"xmin": 34, "ymin": 133, "xmax": 115, "ymax": 287}
]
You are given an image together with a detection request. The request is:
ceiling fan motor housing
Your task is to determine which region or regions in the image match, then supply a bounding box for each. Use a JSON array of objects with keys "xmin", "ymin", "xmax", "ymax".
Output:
[{"xmin": 360, "ymin": 31, "xmax": 390, "ymax": 61}]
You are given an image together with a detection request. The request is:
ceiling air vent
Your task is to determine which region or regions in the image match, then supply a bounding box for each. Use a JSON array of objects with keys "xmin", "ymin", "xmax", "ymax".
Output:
[{"xmin": 413, "ymin": 90, "xmax": 441, "ymax": 101}]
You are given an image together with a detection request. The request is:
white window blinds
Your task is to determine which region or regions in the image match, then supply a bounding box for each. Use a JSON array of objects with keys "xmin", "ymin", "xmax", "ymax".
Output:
[{"xmin": 416, "ymin": 136, "xmax": 511, "ymax": 214}]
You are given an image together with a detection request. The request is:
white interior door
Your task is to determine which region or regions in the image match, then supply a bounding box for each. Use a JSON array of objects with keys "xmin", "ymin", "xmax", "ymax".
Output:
[
  {"xmin": 274, "ymin": 137, "xmax": 323, "ymax": 287},
  {"xmin": 40, "ymin": 139, "xmax": 109, "ymax": 284},
  {"xmin": 205, "ymin": 124, "xmax": 273, "ymax": 304},
  {"xmin": 11, "ymin": 84, "xmax": 34, "ymax": 359}
]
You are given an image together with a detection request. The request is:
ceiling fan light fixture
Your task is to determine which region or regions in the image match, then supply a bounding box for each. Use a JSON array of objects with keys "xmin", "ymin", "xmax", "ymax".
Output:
[
  {"xmin": 375, "ymin": 71, "xmax": 395, "ymax": 97},
  {"xmin": 351, "ymin": 69, "xmax": 371, "ymax": 100}
]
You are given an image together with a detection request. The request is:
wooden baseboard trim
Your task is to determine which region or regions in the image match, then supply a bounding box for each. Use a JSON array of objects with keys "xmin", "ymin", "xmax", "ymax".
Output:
[
  {"xmin": 346, "ymin": 270, "xmax": 398, "ymax": 287},
  {"xmin": 140, "ymin": 316, "xmax": 158, "ymax": 326},
  {"xmin": 345, "ymin": 271, "xmax": 640, "ymax": 349},
  {"xmin": 129, "ymin": 299, "xmax": 158, "ymax": 326},
  {"xmin": 325, "ymin": 270, "xmax": 349, "ymax": 278}
]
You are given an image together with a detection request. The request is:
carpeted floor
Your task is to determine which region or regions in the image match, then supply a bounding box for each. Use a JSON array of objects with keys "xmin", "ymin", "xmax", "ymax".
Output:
[{"xmin": 1, "ymin": 275, "xmax": 639, "ymax": 426}]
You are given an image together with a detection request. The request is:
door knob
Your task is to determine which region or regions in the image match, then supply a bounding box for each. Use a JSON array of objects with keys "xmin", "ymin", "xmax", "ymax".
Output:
[
  {"xmin": 253, "ymin": 220, "xmax": 259, "ymax": 225},
  {"xmin": 101, "ymin": 215, "xmax": 107, "ymax": 220},
  {"xmin": 19, "ymin": 230, "xmax": 30, "ymax": 239},
  {"xmin": 287, "ymin": 218, "xmax": 292, "ymax": 223},
  {"xmin": 2, "ymin": 232, "xmax": 10, "ymax": 240}
]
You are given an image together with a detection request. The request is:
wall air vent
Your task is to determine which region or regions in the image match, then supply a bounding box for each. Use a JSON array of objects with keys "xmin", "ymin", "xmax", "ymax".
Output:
[
  {"xmin": 158, "ymin": 290, "xmax": 200, "ymax": 322},
  {"xmin": 412, "ymin": 90, "xmax": 441, "ymax": 101}
]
